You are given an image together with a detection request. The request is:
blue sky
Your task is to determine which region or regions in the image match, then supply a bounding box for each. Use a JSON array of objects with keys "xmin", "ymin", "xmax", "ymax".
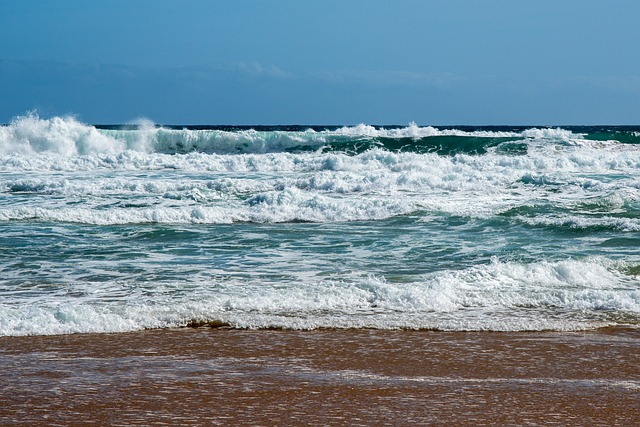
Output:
[{"xmin": 1, "ymin": 0, "xmax": 639, "ymax": 124}]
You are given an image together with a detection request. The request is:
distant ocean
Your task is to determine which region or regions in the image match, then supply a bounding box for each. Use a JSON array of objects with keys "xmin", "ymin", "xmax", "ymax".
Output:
[{"xmin": 1, "ymin": 114, "xmax": 639, "ymax": 336}]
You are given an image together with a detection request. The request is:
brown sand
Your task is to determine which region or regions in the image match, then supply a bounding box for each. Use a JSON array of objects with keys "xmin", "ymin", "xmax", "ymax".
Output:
[{"xmin": 1, "ymin": 327, "xmax": 639, "ymax": 426}]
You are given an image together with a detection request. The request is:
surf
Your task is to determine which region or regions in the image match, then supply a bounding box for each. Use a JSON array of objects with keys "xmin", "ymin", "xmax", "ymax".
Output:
[{"xmin": 5, "ymin": 114, "xmax": 639, "ymax": 158}]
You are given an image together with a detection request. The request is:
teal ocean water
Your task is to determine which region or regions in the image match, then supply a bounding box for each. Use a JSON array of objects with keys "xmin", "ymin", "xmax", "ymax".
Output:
[{"xmin": 1, "ymin": 114, "xmax": 640, "ymax": 335}]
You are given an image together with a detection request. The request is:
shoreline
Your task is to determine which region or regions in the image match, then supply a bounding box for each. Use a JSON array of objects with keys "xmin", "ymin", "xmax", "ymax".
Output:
[{"xmin": 1, "ymin": 327, "xmax": 639, "ymax": 425}]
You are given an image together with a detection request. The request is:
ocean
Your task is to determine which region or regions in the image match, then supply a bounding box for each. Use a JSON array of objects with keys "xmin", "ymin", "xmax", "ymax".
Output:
[{"xmin": 1, "ymin": 114, "xmax": 640, "ymax": 336}]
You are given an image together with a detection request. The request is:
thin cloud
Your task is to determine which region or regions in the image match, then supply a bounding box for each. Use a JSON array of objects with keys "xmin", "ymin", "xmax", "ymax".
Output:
[
  {"xmin": 568, "ymin": 75, "xmax": 640, "ymax": 94},
  {"xmin": 229, "ymin": 62, "xmax": 297, "ymax": 80},
  {"xmin": 309, "ymin": 69, "xmax": 460, "ymax": 89}
]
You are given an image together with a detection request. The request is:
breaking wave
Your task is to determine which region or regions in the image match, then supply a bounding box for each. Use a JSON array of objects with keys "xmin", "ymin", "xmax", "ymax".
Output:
[
  {"xmin": 2, "ymin": 258, "xmax": 638, "ymax": 336},
  {"xmin": 3, "ymin": 114, "xmax": 637, "ymax": 157}
]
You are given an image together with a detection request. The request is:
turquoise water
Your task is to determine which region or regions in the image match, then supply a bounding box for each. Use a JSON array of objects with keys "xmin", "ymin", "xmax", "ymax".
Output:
[{"xmin": 1, "ymin": 115, "xmax": 639, "ymax": 335}]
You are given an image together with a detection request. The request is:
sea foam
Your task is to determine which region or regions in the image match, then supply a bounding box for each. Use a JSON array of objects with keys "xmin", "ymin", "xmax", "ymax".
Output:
[
  {"xmin": 1, "ymin": 258, "xmax": 637, "ymax": 336},
  {"xmin": 2, "ymin": 136, "xmax": 640, "ymax": 225}
]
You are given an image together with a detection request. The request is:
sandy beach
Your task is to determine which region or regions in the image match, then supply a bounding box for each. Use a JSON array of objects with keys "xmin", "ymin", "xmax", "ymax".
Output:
[{"xmin": 1, "ymin": 327, "xmax": 639, "ymax": 425}]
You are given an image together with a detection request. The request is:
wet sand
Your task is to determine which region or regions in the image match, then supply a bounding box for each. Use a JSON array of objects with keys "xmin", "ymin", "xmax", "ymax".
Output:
[{"xmin": 1, "ymin": 327, "xmax": 639, "ymax": 426}]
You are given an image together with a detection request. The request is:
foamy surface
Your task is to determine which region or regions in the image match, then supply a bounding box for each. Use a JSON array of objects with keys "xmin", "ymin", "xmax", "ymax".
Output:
[{"xmin": 1, "ymin": 115, "xmax": 640, "ymax": 335}]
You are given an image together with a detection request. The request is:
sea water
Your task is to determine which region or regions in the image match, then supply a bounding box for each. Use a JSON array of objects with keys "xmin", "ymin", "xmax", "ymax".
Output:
[{"xmin": 1, "ymin": 114, "xmax": 639, "ymax": 335}]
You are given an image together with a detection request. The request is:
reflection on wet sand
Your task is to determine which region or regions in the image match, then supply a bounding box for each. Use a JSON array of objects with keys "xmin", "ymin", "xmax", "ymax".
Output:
[{"xmin": 1, "ymin": 327, "xmax": 639, "ymax": 425}]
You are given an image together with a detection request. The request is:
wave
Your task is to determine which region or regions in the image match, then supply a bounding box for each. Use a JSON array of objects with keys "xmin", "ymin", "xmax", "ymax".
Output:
[
  {"xmin": 2, "ymin": 114, "xmax": 640, "ymax": 227},
  {"xmin": 1, "ymin": 258, "xmax": 638, "ymax": 336},
  {"xmin": 513, "ymin": 214, "xmax": 640, "ymax": 232},
  {"xmin": 3, "ymin": 114, "xmax": 639, "ymax": 157},
  {"xmin": 0, "ymin": 114, "xmax": 130, "ymax": 156},
  {"xmin": 2, "ymin": 151, "xmax": 640, "ymax": 225},
  {"xmin": 0, "ymin": 189, "xmax": 415, "ymax": 225},
  {"xmin": 3, "ymin": 137, "xmax": 640, "ymax": 175}
]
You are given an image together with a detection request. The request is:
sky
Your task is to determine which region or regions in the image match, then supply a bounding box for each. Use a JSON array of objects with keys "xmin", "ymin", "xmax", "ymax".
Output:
[{"xmin": 1, "ymin": 0, "xmax": 639, "ymax": 125}]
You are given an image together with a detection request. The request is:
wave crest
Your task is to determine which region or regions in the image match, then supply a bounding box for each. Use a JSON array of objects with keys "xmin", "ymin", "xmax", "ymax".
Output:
[
  {"xmin": 0, "ymin": 113, "xmax": 127, "ymax": 155},
  {"xmin": 2, "ymin": 114, "xmax": 617, "ymax": 157}
]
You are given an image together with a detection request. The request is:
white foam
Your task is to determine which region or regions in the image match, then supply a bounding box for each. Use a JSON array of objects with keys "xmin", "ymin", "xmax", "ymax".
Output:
[
  {"xmin": 0, "ymin": 186, "xmax": 417, "ymax": 224},
  {"xmin": 332, "ymin": 122, "xmax": 516, "ymax": 139},
  {"xmin": 516, "ymin": 214, "xmax": 640, "ymax": 232},
  {"xmin": 521, "ymin": 127, "xmax": 583, "ymax": 140},
  {"xmin": 1, "ymin": 115, "xmax": 613, "ymax": 159},
  {"xmin": 0, "ymin": 113, "xmax": 126, "ymax": 156},
  {"xmin": 330, "ymin": 123, "xmax": 593, "ymax": 141},
  {"xmin": 1, "ymin": 258, "xmax": 637, "ymax": 336},
  {"xmin": 3, "ymin": 134, "xmax": 640, "ymax": 176},
  {"xmin": 2, "ymin": 139, "xmax": 640, "ymax": 225}
]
